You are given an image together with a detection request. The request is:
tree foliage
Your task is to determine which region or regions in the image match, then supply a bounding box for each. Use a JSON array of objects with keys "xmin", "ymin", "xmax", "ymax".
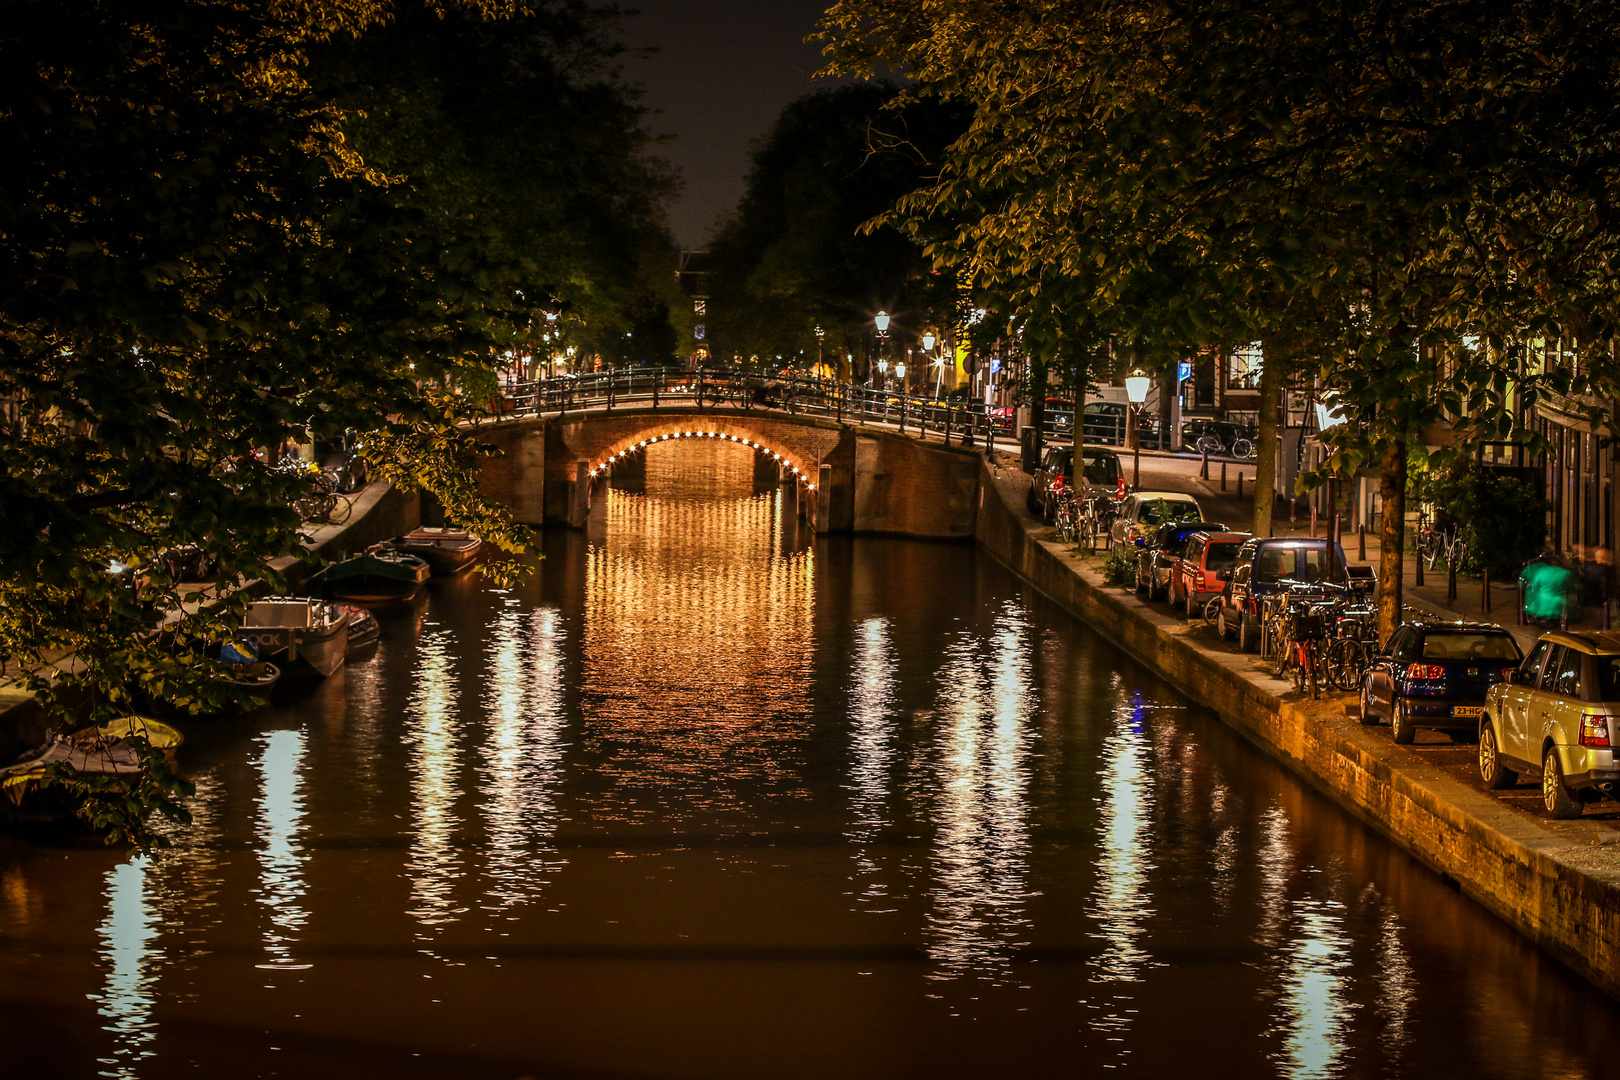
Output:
[
  {"xmin": 706, "ymin": 83, "xmax": 968, "ymax": 374},
  {"xmin": 0, "ymin": 0, "xmax": 673, "ymax": 842}
]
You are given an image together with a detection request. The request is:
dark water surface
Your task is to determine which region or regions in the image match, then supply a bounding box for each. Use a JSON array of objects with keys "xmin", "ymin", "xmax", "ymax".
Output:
[{"xmin": 3, "ymin": 439, "xmax": 1619, "ymax": 1079}]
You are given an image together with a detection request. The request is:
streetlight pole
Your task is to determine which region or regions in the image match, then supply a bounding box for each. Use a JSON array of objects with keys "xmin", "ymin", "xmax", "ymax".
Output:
[
  {"xmin": 874, "ymin": 310, "xmax": 891, "ymax": 393},
  {"xmin": 1126, "ymin": 370, "xmax": 1151, "ymax": 489}
]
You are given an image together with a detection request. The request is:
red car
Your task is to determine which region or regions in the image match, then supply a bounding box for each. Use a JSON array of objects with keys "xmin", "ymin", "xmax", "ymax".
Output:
[{"xmin": 1171, "ymin": 530, "xmax": 1251, "ymax": 618}]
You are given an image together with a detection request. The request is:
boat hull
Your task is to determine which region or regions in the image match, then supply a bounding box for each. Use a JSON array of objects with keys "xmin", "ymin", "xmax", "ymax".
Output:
[{"xmin": 392, "ymin": 530, "xmax": 483, "ymax": 576}]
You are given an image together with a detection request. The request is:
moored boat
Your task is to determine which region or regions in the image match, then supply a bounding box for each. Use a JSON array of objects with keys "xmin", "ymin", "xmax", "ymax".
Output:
[
  {"xmin": 317, "ymin": 546, "xmax": 430, "ymax": 603},
  {"xmin": 391, "ymin": 527, "xmax": 483, "ymax": 575},
  {"xmin": 0, "ymin": 715, "xmax": 185, "ymax": 819},
  {"xmin": 339, "ymin": 604, "xmax": 380, "ymax": 656},
  {"xmin": 244, "ymin": 598, "xmax": 351, "ymax": 678}
]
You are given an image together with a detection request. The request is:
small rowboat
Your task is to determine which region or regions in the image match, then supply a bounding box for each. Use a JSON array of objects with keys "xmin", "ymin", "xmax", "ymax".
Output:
[
  {"xmin": 317, "ymin": 546, "xmax": 430, "ymax": 603},
  {"xmin": 0, "ymin": 715, "xmax": 184, "ymax": 817},
  {"xmin": 391, "ymin": 527, "xmax": 483, "ymax": 575},
  {"xmin": 339, "ymin": 604, "xmax": 380, "ymax": 656}
]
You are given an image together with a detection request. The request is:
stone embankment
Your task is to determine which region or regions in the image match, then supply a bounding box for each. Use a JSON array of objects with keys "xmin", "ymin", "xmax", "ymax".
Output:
[{"xmin": 974, "ymin": 453, "xmax": 1620, "ymax": 1000}]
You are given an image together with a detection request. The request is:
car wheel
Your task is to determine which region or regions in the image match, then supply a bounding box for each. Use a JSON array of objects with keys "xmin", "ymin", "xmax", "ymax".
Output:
[
  {"xmin": 1134, "ymin": 561, "xmax": 1149, "ymax": 594},
  {"xmin": 1543, "ymin": 747, "xmax": 1582, "ymax": 819},
  {"xmin": 1478, "ymin": 722, "xmax": 1515, "ymax": 789},
  {"xmin": 1358, "ymin": 679, "xmax": 1379, "ymax": 725},
  {"xmin": 1238, "ymin": 613, "xmax": 1257, "ymax": 653},
  {"xmin": 1217, "ymin": 608, "xmax": 1233, "ymax": 641},
  {"xmin": 1390, "ymin": 697, "xmax": 1416, "ymax": 744}
]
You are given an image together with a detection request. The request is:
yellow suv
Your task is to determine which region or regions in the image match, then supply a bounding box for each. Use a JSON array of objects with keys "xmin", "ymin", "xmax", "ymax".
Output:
[{"xmin": 1481, "ymin": 631, "xmax": 1620, "ymax": 818}]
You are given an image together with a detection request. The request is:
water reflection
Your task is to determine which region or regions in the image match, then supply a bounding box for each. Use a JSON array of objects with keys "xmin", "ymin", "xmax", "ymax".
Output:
[
  {"xmin": 847, "ymin": 617, "xmax": 895, "ymax": 899},
  {"xmin": 1280, "ymin": 900, "xmax": 1353, "ymax": 1079},
  {"xmin": 405, "ymin": 630, "xmax": 463, "ymax": 936},
  {"xmin": 1085, "ymin": 690, "xmax": 1157, "ymax": 1049},
  {"xmin": 479, "ymin": 602, "xmax": 568, "ymax": 909},
  {"xmin": 94, "ymin": 857, "xmax": 156, "ymax": 1078},
  {"xmin": 926, "ymin": 604, "xmax": 1034, "ymax": 982},
  {"xmin": 253, "ymin": 729, "xmax": 309, "ymax": 967}
]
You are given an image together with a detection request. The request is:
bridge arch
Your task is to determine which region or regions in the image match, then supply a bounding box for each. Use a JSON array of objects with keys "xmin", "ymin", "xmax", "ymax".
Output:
[{"xmin": 590, "ymin": 424, "xmax": 815, "ymax": 490}]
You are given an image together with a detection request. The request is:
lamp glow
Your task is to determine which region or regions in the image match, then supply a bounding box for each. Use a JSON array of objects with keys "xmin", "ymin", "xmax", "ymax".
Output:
[
  {"xmin": 1125, "ymin": 374, "xmax": 1151, "ymax": 404},
  {"xmin": 874, "ymin": 311, "xmax": 891, "ymax": 333}
]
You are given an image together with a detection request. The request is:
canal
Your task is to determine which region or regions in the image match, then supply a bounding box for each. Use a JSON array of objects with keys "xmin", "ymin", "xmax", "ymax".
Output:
[{"xmin": 2, "ymin": 438, "xmax": 1618, "ymax": 1079}]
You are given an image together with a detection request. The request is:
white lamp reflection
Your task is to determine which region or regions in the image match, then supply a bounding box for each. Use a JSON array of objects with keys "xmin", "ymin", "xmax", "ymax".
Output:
[
  {"xmin": 927, "ymin": 606, "xmax": 1033, "ymax": 981},
  {"xmin": 1087, "ymin": 692, "xmax": 1156, "ymax": 986},
  {"xmin": 1280, "ymin": 900, "xmax": 1352, "ymax": 1080},
  {"xmin": 480, "ymin": 603, "xmax": 568, "ymax": 908},
  {"xmin": 96, "ymin": 857, "xmax": 157, "ymax": 1078},
  {"xmin": 406, "ymin": 631, "xmax": 464, "ymax": 934},
  {"xmin": 847, "ymin": 617, "xmax": 895, "ymax": 895},
  {"xmin": 254, "ymin": 728, "xmax": 309, "ymax": 968}
]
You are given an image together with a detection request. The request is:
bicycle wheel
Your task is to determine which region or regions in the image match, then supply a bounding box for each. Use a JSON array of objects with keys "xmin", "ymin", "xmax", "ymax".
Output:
[
  {"xmin": 1231, "ymin": 437, "xmax": 1254, "ymax": 459},
  {"xmin": 328, "ymin": 494, "xmax": 354, "ymax": 525},
  {"xmin": 1271, "ymin": 624, "xmax": 1293, "ymax": 678},
  {"xmin": 1326, "ymin": 638, "xmax": 1367, "ymax": 692},
  {"xmin": 1197, "ymin": 434, "xmax": 1223, "ymax": 456},
  {"xmin": 1203, "ymin": 597, "xmax": 1222, "ymax": 626}
]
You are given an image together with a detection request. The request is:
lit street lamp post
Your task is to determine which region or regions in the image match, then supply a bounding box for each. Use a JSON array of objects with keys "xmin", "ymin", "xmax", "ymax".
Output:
[{"xmin": 1126, "ymin": 371, "xmax": 1151, "ymax": 489}]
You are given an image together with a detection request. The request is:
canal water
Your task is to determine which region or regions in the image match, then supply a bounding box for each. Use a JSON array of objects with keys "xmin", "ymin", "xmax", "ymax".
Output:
[{"xmin": 2, "ymin": 438, "xmax": 1619, "ymax": 1079}]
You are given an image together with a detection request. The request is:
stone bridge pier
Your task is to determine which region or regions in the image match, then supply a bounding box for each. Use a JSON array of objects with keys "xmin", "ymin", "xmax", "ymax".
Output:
[{"xmin": 475, "ymin": 407, "xmax": 982, "ymax": 539}]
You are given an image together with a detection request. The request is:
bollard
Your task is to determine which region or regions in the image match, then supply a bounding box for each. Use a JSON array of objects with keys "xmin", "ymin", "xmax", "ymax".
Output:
[
  {"xmin": 1357, "ymin": 523, "xmax": 1366, "ymax": 561},
  {"xmin": 1220, "ymin": 461, "xmax": 1228, "ymax": 490},
  {"xmin": 1309, "ymin": 502, "xmax": 1318, "ymax": 538},
  {"xmin": 1447, "ymin": 554, "xmax": 1457, "ymax": 600},
  {"xmin": 1517, "ymin": 585, "xmax": 1526, "ymax": 625},
  {"xmin": 1332, "ymin": 512, "xmax": 1341, "ymax": 542},
  {"xmin": 1290, "ymin": 497, "xmax": 1297, "ymax": 529},
  {"xmin": 1201, "ymin": 448, "xmax": 1210, "ymax": 480},
  {"xmin": 1415, "ymin": 551, "xmax": 1424, "ymax": 587},
  {"xmin": 1483, "ymin": 567, "xmax": 1491, "ymax": 613},
  {"xmin": 1237, "ymin": 471, "xmax": 1244, "ymax": 500}
]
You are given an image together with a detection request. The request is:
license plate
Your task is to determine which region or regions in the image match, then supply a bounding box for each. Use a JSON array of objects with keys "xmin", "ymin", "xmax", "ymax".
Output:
[{"xmin": 1452, "ymin": 706, "xmax": 1483, "ymax": 718}]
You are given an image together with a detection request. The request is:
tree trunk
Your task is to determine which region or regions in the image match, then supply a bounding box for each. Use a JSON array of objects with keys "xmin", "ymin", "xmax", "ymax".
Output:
[
  {"xmin": 1029, "ymin": 351, "xmax": 1047, "ymax": 460},
  {"xmin": 1072, "ymin": 353, "xmax": 1086, "ymax": 455},
  {"xmin": 1378, "ymin": 431, "xmax": 1407, "ymax": 644},
  {"xmin": 1252, "ymin": 345, "xmax": 1281, "ymax": 537},
  {"xmin": 1158, "ymin": 355, "xmax": 1176, "ymax": 452}
]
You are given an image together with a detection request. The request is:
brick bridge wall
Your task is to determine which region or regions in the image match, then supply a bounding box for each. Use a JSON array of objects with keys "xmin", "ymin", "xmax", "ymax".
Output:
[{"xmin": 475, "ymin": 406, "xmax": 981, "ymax": 539}]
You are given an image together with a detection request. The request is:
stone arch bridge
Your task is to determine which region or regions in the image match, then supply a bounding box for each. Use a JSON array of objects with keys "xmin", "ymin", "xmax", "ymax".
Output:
[{"xmin": 474, "ymin": 406, "xmax": 982, "ymax": 538}]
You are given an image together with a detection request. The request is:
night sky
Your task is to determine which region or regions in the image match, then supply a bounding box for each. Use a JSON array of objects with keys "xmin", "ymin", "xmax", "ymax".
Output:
[{"xmin": 616, "ymin": 0, "xmax": 844, "ymax": 248}]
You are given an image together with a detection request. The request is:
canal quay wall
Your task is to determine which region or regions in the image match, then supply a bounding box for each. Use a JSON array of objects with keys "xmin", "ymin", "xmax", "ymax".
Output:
[
  {"xmin": 476, "ymin": 409, "xmax": 982, "ymax": 539},
  {"xmin": 972, "ymin": 454, "xmax": 1620, "ymax": 1001}
]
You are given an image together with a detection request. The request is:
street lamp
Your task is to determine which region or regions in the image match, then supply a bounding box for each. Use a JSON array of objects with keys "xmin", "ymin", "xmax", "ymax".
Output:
[
  {"xmin": 895, "ymin": 360, "xmax": 907, "ymax": 396},
  {"xmin": 877, "ymin": 357, "xmax": 889, "ymax": 390},
  {"xmin": 874, "ymin": 311, "xmax": 891, "ymax": 389},
  {"xmin": 814, "ymin": 325, "xmax": 825, "ymax": 377},
  {"xmin": 1125, "ymin": 370, "xmax": 1151, "ymax": 488}
]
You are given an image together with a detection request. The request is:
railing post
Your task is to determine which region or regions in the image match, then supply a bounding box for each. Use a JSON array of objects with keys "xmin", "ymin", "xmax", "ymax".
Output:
[
  {"xmin": 1220, "ymin": 460, "xmax": 1227, "ymax": 491},
  {"xmin": 1482, "ymin": 566, "xmax": 1491, "ymax": 613},
  {"xmin": 1357, "ymin": 523, "xmax": 1366, "ymax": 562},
  {"xmin": 653, "ymin": 368, "xmax": 660, "ymax": 407},
  {"xmin": 1447, "ymin": 551, "xmax": 1458, "ymax": 600},
  {"xmin": 1200, "ymin": 447, "xmax": 1209, "ymax": 480}
]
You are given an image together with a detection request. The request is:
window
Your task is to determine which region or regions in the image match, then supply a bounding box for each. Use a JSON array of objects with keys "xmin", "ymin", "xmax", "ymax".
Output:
[
  {"xmin": 1520, "ymin": 641, "xmax": 1551, "ymax": 685},
  {"xmin": 1185, "ymin": 537, "xmax": 1206, "ymax": 562},
  {"xmin": 1139, "ymin": 499, "xmax": 1201, "ymax": 526},
  {"xmin": 1391, "ymin": 629, "xmax": 1419, "ymax": 663},
  {"xmin": 1594, "ymin": 656, "xmax": 1620, "ymax": 702},
  {"xmin": 1205, "ymin": 542, "xmax": 1242, "ymax": 571},
  {"xmin": 1081, "ymin": 454, "xmax": 1122, "ymax": 486},
  {"xmin": 1420, "ymin": 633, "xmax": 1522, "ymax": 662},
  {"xmin": 1251, "ymin": 544, "xmax": 1346, "ymax": 584},
  {"xmin": 1554, "ymin": 648, "xmax": 1584, "ymax": 697},
  {"xmin": 1228, "ymin": 343, "xmax": 1263, "ymax": 390},
  {"xmin": 1540, "ymin": 646, "xmax": 1567, "ymax": 692}
]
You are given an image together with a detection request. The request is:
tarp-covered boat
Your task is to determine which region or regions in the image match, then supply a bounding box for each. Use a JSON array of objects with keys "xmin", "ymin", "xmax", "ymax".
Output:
[
  {"xmin": 391, "ymin": 527, "xmax": 483, "ymax": 575},
  {"xmin": 0, "ymin": 715, "xmax": 184, "ymax": 817},
  {"xmin": 244, "ymin": 598, "xmax": 350, "ymax": 677}
]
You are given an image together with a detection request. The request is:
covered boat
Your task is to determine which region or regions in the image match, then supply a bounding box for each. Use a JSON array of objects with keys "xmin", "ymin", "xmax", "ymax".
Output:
[
  {"xmin": 142, "ymin": 640, "xmax": 281, "ymax": 717},
  {"xmin": 1, "ymin": 715, "xmax": 184, "ymax": 818},
  {"xmin": 318, "ymin": 546, "xmax": 430, "ymax": 603},
  {"xmin": 244, "ymin": 598, "xmax": 350, "ymax": 678},
  {"xmin": 391, "ymin": 527, "xmax": 483, "ymax": 575}
]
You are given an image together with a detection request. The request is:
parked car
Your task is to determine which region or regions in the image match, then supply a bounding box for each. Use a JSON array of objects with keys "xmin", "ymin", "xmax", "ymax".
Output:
[
  {"xmin": 1180, "ymin": 419, "xmax": 1256, "ymax": 459},
  {"xmin": 1028, "ymin": 446, "xmax": 1127, "ymax": 521},
  {"xmin": 1109, "ymin": 491, "xmax": 1204, "ymax": 546},
  {"xmin": 1081, "ymin": 401, "xmax": 1159, "ymax": 446},
  {"xmin": 1170, "ymin": 530, "xmax": 1251, "ymax": 617},
  {"xmin": 1214, "ymin": 537, "xmax": 1350, "ymax": 652},
  {"xmin": 1360, "ymin": 621, "xmax": 1522, "ymax": 745},
  {"xmin": 320, "ymin": 444, "xmax": 370, "ymax": 495},
  {"xmin": 1135, "ymin": 521, "xmax": 1230, "ymax": 601},
  {"xmin": 1481, "ymin": 631, "xmax": 1620, "ymax": 817}
]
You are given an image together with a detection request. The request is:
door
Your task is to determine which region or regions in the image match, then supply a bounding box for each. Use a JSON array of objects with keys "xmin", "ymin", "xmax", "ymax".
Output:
[
  {"xmin": 1366, "ymin": 627, "xmax": 1413, "ymax": 718},
  {"xmin": 1517, "ymin": 644, "xmax": 1567, "ymax": 764},
  {"xmin": 1545, "ymin": 645, "xmax": 1587, "ymax": 760},
  {"xmin": 1498, "ymin": 640, "xmax": 1550, "ymax": 763}
]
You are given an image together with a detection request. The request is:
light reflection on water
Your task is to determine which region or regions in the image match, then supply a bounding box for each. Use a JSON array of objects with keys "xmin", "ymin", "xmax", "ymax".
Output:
[
  {"xmin": 926, "ymin": 605, "xmax": 1034, "ymax": 982},
  {"xmin": 478, "ymin": 602, "xmax": 568, "ymax": 909},
  {"xmin": 93, "ymin": 857, "xmax": 155, "ymax": 1078},
  {"xmin": 1280, "ymin": 901, "xmax": 1353, "ymax": 1079},
  {"xmin": 252, "ymin": 729, "xmax": 308, "ymax": 967},
  {"xmin": 847, "ymin": 617, "xmax": 895, "ymax": 895},
  {"xmin": 405, "ymin": 630, "xmax": 464, "ymax": 935}
]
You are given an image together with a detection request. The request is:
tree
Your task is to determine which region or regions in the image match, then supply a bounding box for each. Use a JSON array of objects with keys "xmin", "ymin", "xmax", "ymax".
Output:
[
  {"xmin": 0, "ymin": 0, "xmax": 642, "ymax": 844},
  {"xmin": 706, "ymin": 84, "xmax": 968, "ymax": 376}
]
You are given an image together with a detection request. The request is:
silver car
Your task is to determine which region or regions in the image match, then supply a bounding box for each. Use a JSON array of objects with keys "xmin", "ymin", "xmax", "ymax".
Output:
[{"xmin": 1481, "ymin": 631, "xmax": 1620, "ymax": 818}]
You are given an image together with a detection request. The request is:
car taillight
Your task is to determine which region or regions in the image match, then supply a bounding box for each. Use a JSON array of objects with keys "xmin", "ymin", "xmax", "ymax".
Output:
[
  {"xmin": 1404, "ymin": 663, "xmax": 1445, "ymax": 680},
  {"xmin": 1499, "ymin": 667, "xmax": 1517, "ymax": 682},
  {"xmin": 1053, "ymin": 476, "xmax": 1064, "ymax": 492},
  {"xmin": 1581, "ymin": 711, "xmax": 1614, "ymax": 748}
]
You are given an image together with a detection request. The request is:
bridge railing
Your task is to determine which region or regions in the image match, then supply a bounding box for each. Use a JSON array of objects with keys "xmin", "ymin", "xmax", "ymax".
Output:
[{"xmin": 485, "ymin": 367, "xmax": 1017, "ymax": 448}]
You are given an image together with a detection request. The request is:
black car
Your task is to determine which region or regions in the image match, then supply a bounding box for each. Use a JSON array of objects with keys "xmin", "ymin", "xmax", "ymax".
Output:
[
  {"xmin": 1135, "ymin": 520, "xmax": 1230, "ymax": 601},
  {"xmin": 320, "ymin": 445, "xmax": 371, "ymax": 495},
  {"xmin": 1360, "ymin": 621, "xmax": 1523, "ymax": 744},
  {"xmin": 1027, "ymin": 445, "xmax": 1125, "ymax": 522},
  {"xmin": 1082, "ymin": 401, "xmax": 1160, "ymax": 446},
  {"xmin": 1215, "ymin": 537, "xmax": 1351, "ymax": 652}
]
